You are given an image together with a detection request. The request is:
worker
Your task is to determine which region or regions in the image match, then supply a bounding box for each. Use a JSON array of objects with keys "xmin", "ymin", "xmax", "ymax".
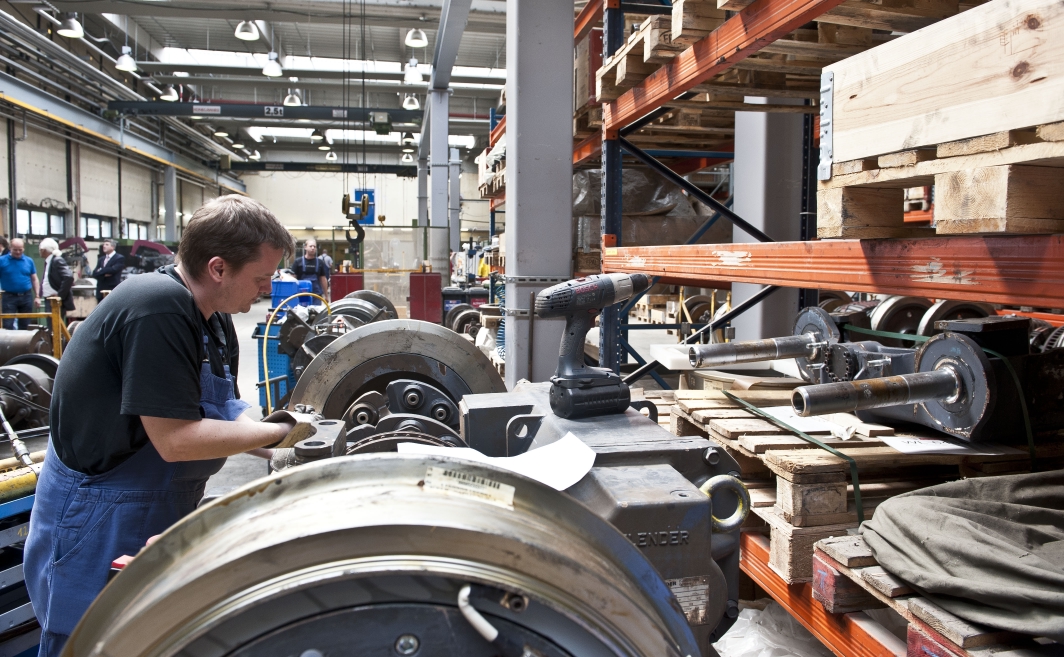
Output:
[
  {"xmin": 0, "ymin": 236, "xmax": 9, "ymax": 256},
  {"xmin": 92, "ymin": 238, "xmax": 126, "ymax": 301},
  {"xmin": 320, "ymin": 249, "xmax": 334, "ymax": 274},
  {"xmin": 292, "ymin": 237, "xmax": 330, "ymax": 299},
  {"xmin": 38, "ymin": 238, "xmax": 75, "ymax": 320},
  {"xmin": 0, "ymin": 238, "xmax": 39, "ymax": 330},
  {"xmin": 24, "ymin": 196, "xmax": 310, "ymax": 656}
]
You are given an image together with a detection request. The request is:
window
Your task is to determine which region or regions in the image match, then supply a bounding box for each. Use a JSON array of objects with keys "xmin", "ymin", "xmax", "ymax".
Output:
[
  {"xmin": 16, "ymin": 207, "xmax": 66, "ymax": 237},
  {"xmin": 81, "ymin": 214, "xmax": 115, "ymax": 240},
  {"xmin": 125, "ymin": 220, "xmax": 149, "ymax": 241}
]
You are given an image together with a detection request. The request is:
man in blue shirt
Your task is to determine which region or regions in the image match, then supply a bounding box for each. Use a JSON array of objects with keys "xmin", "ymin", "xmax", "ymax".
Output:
[{"xmin": 0, "ymin": 238, "xmax": 39, "ymax": 329}]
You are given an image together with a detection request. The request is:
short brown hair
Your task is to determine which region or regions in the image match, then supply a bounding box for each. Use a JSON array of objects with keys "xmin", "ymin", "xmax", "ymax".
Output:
[{"xmin": 178, "ymin": 195, "xmax": 294, "ymax": 280}]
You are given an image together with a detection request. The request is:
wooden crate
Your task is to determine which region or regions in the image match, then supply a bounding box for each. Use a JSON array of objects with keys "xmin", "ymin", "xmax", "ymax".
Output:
[{"xmin": 812, "ymin": 535, "xmax": 1049, "ymax": 656}]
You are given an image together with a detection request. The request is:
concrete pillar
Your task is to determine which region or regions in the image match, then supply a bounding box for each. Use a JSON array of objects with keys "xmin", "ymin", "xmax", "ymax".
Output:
[
  {"xmin": 429, "ymin": 89, "xmax": 449, "ymax": 230},
  {"xmin": 163, "ymin": 165, "xmax": 177, "ymax": 242},
  {"xmin": 731, "ymin": 97, "xmax": 804, "ymax": 340},
  {"xmin": 448, "ymin": 147, "xmax": 461, "ymax": 252},
  {"xmin": 417, "ymin": 156, "xmax": 428, "ymax": 226},
  {"xmin": 503, "ymin": 0, "xmax": 574, "ymax": 388}
]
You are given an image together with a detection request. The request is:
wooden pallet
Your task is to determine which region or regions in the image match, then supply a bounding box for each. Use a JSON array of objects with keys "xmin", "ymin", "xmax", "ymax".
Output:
[
  {"xmin": 573, "ymin": 105, "xmax": 603, "ymax": 140},
  {"xmin": 668, "ymin": 390, "xmax": 1064, "ymax": 583},
  {"xmin": 478, "ymin": 168, "xmax": 506, "ymax": 200},
  {"xmin": 817, "ymin": 125, "xmax": 1064, "ymax": 237},
  {"xmin": 812, "ymin": 535, "xmax": 1050, "ymax": 656}
]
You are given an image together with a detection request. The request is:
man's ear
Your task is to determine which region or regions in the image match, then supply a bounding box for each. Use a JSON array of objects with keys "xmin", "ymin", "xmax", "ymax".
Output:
[{"xmin": 206, "ymin": 256, "xmax": 227, "ymax": 283}]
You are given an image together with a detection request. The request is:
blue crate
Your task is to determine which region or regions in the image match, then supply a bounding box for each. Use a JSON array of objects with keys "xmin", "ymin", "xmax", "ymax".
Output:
[
  {"xmin": 297, "ymin": 279, "xmax": 313, "ymax": 305},
  {"xmin": 253, "ymin": 322, "xmax": 296, "ymax": 409},
  {"xmin": 271, "ymin": 280, "xmax": 301, "ymax": 310}
]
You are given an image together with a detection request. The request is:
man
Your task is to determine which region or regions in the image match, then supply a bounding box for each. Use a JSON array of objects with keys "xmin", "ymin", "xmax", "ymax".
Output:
[
  {"xmin": 25, "ymin": 196, "xmax": 307, "ymax": 656},
  {"xmin": 39, "ymin": 238, "xmax": 75, "ymax": 320},
  {"xmin": 291, "ymin": 237, "xmax": 329, "ymax": 298},
  {"xmin": 0, "ymin": 236, "xmax": 10, "ymax": 256},
  {"xmin": 0, "ymin": 239, "xmax": 39, "ymax": 330},
  {"xmin": 320, "ymin": 249, "xmax": 334, "ymax": 273},
  {"xmin": 92, "ymin": 238, "xmax": 125, "ymax": 301}
]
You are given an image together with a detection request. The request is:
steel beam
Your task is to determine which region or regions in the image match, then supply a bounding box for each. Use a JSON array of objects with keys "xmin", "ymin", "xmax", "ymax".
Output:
[
  {"xmin": 602, "ymin": 235, "xmax": 1064, "ymax": 309},
  {"xmin": 417, "ymin": 155, "xmax": 429, "ymax": 226},
  {"xmin": 429, "ymin": 89, "xmax": 450, "ymax": 229},
  {"xmin": 575, "ymin": 0, "xmax": 603, "ymax": 41},
  {"xmin": 603, "ymin": 0, "xmax": 847, "ymax": 132},
  {"xmin": 0, "ymin": 71, "xmax": 245, "ymax": 193},
  {"xmin": 598, "ymin": 3, "xmax": 625, "ymax": 373},
  {"xmin": 164, "ymin": 166, "xmax": 177, "ymax": 242},
  {"xmin": 227, "ymin": 162, "xmax": 416, "ymax": 175},
  {"xmin": 134, "ymin": 63, "xmax": 503, "ymax": 87},
  {"xmin": 431, "ymin": 0, "xmax": 475, "ymax": 89},
  {"xmin": 449, "ymin": 147, "xmax": 461, "ymax": 252},
  {"xmin": 108, "ymin": 102, "xmax": 423, "ymax": 124}
]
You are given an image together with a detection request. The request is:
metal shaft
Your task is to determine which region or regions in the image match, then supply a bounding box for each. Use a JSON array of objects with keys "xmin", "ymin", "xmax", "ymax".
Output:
[
  {"xmin": 0, "ymin": 406, "xmax": 33, "ymax": 469},
  {"xmin": 689, "ymin": 333, "xmax": 817, "ymax": 368},
  {"xmin": 792, "ymin": 367, "xmax": 960, "ymax": 417}
]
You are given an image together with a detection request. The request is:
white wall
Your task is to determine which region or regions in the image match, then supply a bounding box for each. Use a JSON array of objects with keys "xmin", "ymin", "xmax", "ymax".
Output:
[
  {"xmin": 19, "ymin": 127, "xmax": 67, "ymax": 207},
  {"xmin": 121, "ymin": 160, "xmax": 153, "ymax": 222},
  {"xmin": 80, "ymin": 147, "xmax": 119, "ymax": 217},
  {"xmin": 0, "ymin": 122, "xmax": 8, "ymax": 200}
]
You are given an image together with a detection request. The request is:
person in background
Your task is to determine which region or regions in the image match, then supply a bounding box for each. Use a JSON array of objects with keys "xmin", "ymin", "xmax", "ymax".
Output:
[
  {"xmin": 320, "ymin": 249, "xmax": 334, "ymax": 274},
  {"xmin": 39, "ymin": 238, "xmax": 75, "ymax": 320},
  {"xmin": 92, "ymin": 239, "xmax": 125, "ymax": 302},
  {"xmin": 0, "ymin": 238, "xmax": 39, "ymax": 329},
  {"xmin": 0, "ymin": 236, "xmax": 10, "ymax": 256},
  {"xmin": 291, "ymin": 238, "xmax": 329, "ymax": 299}
]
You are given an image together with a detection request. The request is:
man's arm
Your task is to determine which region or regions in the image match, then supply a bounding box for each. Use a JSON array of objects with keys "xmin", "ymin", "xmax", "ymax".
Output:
[
  {"xmin": 30, "ymin": 274, "xmax": 39, "ymax": 301},
  {"xmin": 55, "ymin": 258, "xmax": 74, "ymax": 298},
  {"xmin": 100, "ymin": 254, "xmax": 125, "ymax": 277},
  {"xmin": 318, "ymin": 274, "xmax": 328, "ymax": 298},
  {"xmin": 141, "ymin": 416, "xmax": 290, "ymax": 462}
]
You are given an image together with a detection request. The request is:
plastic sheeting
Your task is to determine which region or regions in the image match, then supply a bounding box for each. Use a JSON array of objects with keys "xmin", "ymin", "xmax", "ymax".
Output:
[{"xmin": 712, "ymin": 602, "xmax": 833, "ymax": 657}]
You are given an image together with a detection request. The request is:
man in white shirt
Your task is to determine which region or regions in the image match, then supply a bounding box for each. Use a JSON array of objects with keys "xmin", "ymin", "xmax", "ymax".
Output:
[{"xmin": 39, "ymin": 238, "xmax": 75, "ymax": 320}]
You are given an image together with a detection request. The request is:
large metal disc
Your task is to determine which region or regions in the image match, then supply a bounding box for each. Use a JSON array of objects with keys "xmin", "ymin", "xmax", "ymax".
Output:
[
  {"xmin": 68, "ymin": 454, "xmax": 702, "ymax": 657},
  {"xmin": 791, "ymin": 307, "xmax": 840, "ymax": 381},
  {"xmin": 869, "ymin": 296, "xmax": 933, "ymax": 347},
  {"xmin": 816, "ymin": 290, "xmax": 852, "ymax": 313},
  {"xmin": 916, "ymin": 300, "xmax": 993, "ymax": 337},
  {"xmin": 289, "ymin": 319, "xmax": 506, "ymax": 418},
  {"xmin": 344, "ymin": 289, "xmax": 397, "ymax": 318},
  {"xmin": 915, "ymin": 332, "xmax": 993, "ymax": 439}
]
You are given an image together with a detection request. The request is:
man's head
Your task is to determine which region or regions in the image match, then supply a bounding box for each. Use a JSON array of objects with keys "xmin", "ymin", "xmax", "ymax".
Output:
[
  {"xmin": 39, "ymin": 238, "xmax": 59, "ymax": 258},
  {"xmin": 10, "ymin": 239, "xmax": 24, "ymax": 259},
  {"xmin": 303, "ymin": 238, "xmax": 317, "ymax": 259},
  {"xmin": 178, "ymin": 195, "xmax": 295, "ymax": 314},
  {"xmin": 0, "ymin": 237, "xmax": 9, "ymax": 251},
  {"xmin": 101, "ymin": 239, "xmax": 115, "ymax": 255}
]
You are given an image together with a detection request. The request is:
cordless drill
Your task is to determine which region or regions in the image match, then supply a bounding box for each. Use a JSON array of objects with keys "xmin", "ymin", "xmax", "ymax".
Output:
[{"xmin": 535, "ymin": 273, "xmax": 652, "ymax": 419}]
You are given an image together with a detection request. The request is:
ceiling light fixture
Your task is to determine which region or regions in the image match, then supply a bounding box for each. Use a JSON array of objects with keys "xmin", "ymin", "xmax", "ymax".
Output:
[
  {"xmin": 213, "ymin": 128, "xmax": 230, "ymax": 138},
  {"xmin": 402, "ymin": 94, "xmax": 420, "ymax": 110},
  {"xmin": 401, "ymin": 132, "xmax": 415, "ymax": 145},
  {"xmin": 318, "ymin": 144, "xmax": 332, "ymax": 151},
  {"xmin": 262, "ymin": 51, "xmax": 283, "ymax": 77},
  {"xmin": 115, "ymin": 45, "xmax": 137, "ymax": 72},
  {"xmin": 402, "ymin": 146, "xmax": 415, "ymax": 153},
  {"xmin": 57, "ymin": 13, "xmax": 84, "ymax": 39},
  {"xmin": 249, "ymin": 150, "xmax": 261, "ymax": 160},
  {"xmin": 234, "ymin": 20, "xmax": 259, "ymax": 41},
  {"xmin": 231, "ymin": 142, "xmax": 245, "ymax": 149},
  {"xmin": 160, "ymin": 85, "xmax": 179, "ymax": 102},
  {"xmin": 310, "ymin": 129, "xmax": 324, "ymax": 142},
  {"xmin": 283, "ymin": 89, "xmax": 302, "ymax": 106},
  {"xmin": 404, "ymin": 28, "xmax": 428, "ymax": 48},
  {"xmin": 325, "ymin": 150, "xmax": 338, "ymax": 161},
  {"xmin": 403, "ymin": 58, "xmax": 423, "ymax": 85},
  {"xmin": 401, "ymin": 153, "xmax": 414, "ymax": 163}
]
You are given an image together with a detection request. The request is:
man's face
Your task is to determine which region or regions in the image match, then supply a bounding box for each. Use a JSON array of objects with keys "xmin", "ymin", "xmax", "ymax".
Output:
[
  {"xmin": 9, "ymin": 240, "xmax": 23, "ymax": 258},
  {"xmin": 217, "ymin": 245, "xmax": 284, "ymax": 314},
  {"xmin": 304, "ymin": 241, "xmax": 317, "ymax": 258},
  {"xmin": 102, "ymin": 241, "xmax": 115, "ymax": 255}
]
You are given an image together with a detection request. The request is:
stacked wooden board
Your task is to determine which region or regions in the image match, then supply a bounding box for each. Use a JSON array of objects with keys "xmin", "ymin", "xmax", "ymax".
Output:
[{"xmin": 818, "ymin": 0, "xmax": 1064, "ymax": 237}]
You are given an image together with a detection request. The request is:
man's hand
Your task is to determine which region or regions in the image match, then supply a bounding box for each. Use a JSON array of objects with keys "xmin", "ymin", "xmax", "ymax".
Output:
[{"xmin": 261, "ymin": 410, "xmax": 317, "ymax": 448}]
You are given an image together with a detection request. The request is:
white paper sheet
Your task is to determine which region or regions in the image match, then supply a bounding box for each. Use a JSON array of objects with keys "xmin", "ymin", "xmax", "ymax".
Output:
[
  {"xmin": 397, "ymin": 432, "xmax": 597, "ymax": 491},
  {"xmin": 759, "ymin": 406, "xmax": 837, "ymax": 434},
  {"xmin": 879, "ymin": 435, "xmax": 1026, "ymax": 456}
]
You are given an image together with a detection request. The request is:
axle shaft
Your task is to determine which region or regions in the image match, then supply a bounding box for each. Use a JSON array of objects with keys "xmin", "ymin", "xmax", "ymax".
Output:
[{"xmin": 792, "ymin": 367, "xmax": 960, "ymax": 417}]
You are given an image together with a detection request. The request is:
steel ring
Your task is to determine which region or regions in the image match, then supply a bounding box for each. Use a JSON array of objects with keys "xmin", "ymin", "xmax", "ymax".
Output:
[{"xmin": 700, "ymin": 475, "xmax": 750, "ymax": 533}]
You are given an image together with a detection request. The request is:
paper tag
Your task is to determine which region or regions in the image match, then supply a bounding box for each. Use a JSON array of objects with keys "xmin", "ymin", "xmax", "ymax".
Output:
[
  {"xmin": 422, "ymin": 466, "xmax": 515, "ymax": 509},
  {"xmin": 666, "ymin": 576, "xmax": 709, "ymax": 625}
]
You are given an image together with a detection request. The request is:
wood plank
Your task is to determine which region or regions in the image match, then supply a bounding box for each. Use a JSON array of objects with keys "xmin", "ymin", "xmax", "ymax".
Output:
[
  {"xmin": 822, "ymin": 413, "xmax": 895, "ymax": 437},
  {"xmin": 673, "ymin": 0, "xmax": 727, "ymax": 45},
  {"xmin": 710, "ymin": 418, "xmax": 797, "ymax": 439},
  {"xmin": 1037, "ymin": 120, "xmax": 1064, "ymax": 142},
  {"xmin": 754, "ymin": 506, "xmax": 856, "ymax": 582},
  {"xmin": 827, "ymin": 0, "xmax": 1064, "ymax": 163},
  {"xmin": 749, "ymin": 486, "xmax": 777, "ymax": 507},
  {"xmin": 762, "ymin": 446, "xmax": 968, "ymax": 481},
  {"xmin": 933, "ymin": 164, "xmax": 1064, "ymax": 234},
  {"xmin": 859, "ymin": 566, "xmax": 914, "ymax": 598},
  {"xmin": 777, "ymin": 477, "xmax": 847, "ymax": 516},
  {"xmin": 833, "ymin": 158, "xmax": 881, "ymax": 176},
  {"xmin": 936, "ymin": 129, "xmax": 1042, "ymax": 158},
  {"xmin": 907, "ymin": 598, "xmax": 1016, "ymax": 649},
  {"xmin": 720, "ymin": 0, "xmax": 957, "ymax": 31},
  {"xmin": 738, "ymin": 434, "xmax": 883, "ymax": 454},
  {"xmin": 818, "ymin": 186, "xmax": 928, "ymax": 238},
  {"xmin": 813, "ymin": 552, "xmax": 885, "ymax": 613},
  {"xmin": 877, "ymin": 149, "xmax": 937, "ymax": 168},
  {"xmin": 906, "ymin": 624, "xmax": 966, "ymax": 657},
  {"xmin": 690, "ymin": 408, "xmax": 755, "ymax": 422}
]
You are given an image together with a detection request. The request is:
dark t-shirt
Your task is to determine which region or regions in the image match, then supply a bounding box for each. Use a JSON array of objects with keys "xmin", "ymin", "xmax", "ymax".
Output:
[
  {"xmin": 292, "ymin": 257, "xmax": 330, "ymax": 281},
  {"xmin": 50, "ymin": 266, "xmax": 239, "ymax": 475}
]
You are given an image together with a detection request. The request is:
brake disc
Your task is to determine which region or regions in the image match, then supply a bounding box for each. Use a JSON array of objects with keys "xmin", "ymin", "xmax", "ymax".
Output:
[
  {"xmin": 68, "ymin": 455, "xmax": 700, "ymax": 657},
  {"xmin": 869, "ymin": 296, "xmax": 933, "ymax": 347}
]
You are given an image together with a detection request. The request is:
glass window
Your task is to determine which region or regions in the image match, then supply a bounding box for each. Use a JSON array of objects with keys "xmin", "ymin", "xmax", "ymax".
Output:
[
  {"xmin": 101, "ymin": 220, "xmax": 112, "ymax": 238},
  {"xmin": 139, "ymin": 224, "xmax": 148, "ymax": 240},
  {"xmin": 50, "ymin": 214, "xmax": 64, "ymax": 235},
  {"xmin": 15, "ymin": 209, "xmax": 28, "ymax": 235},
  {"xmin": 30, "ymin": 211, "xmax": 47, "ymax": 236}
]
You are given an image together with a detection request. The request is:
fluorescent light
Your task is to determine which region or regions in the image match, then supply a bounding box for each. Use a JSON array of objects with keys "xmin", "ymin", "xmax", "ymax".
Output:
[
  {"xmin": 231, "ymin": 142, "xmax": 245, "ymax": 149},
  {"xmin": 213, "ymin": 128, "xmax": 230, "ymax": 138},
  {"xmin": 325, "ymin": 150, "xmax": 338, "ymax": 161},
  {"xmin": 310, "ymin": 129, "xmax": 324, "ymax": 142},
  {"xmin": 402, "ymin": 94, "xmax": 420, "ymax": 110},
  {"xmin": 404, "ymin": 58, "xmax": 423, "ymax": 85},
  {"xmin": 401, "ymin": 132, "xmax": 415, "ymax": 145},
  {"xmin": 283, "ymin": 89, "xmax": 302, "ymax": 106},
  {"xmin": 262, "ymin": 51, "xmax": 283, "ymax": 77},
  {"xmin": 402, "ymin": 146, "xmax": 415, "ymax": 153},
  {"xmin": 404, "ymin": 28, "xmax": 428, "ymax": 48},
  {"xmin": 401, "ymin": 153, "xmax": 414, "ymax": 163},
  {"xmin": 172, "ymin": 71, "xmax": 190, "ymax": 77},
  {"xmin": 160, "ymin": 85, "xmax": 179, "ymax": 102},
  {"xmin": 115, "ymin": 46, "xmax": 137, "ymax": 72},
  {"xmin": 234, "ymin": 20, "xmax": 259, "ymax": 41},
  {"xmin": 57, "ymin": 14, "xmax": 84, "ymax": 39},
  {"xmin": 318, "ymin": 144, "xmax": 332, "ymax": 151},
  {"xmin": 249, "ymin": 150, "xmax": 261, "ymax": 160}
]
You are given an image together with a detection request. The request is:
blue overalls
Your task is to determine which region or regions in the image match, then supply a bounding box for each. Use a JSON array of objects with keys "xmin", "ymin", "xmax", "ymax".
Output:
[
  {"xmin": 24, "ymin": 326, "xmax": 250, "ymax": 656},
  {"xmin": 296, "ymin": 256, "xmax": 324, "ymax": 296}
]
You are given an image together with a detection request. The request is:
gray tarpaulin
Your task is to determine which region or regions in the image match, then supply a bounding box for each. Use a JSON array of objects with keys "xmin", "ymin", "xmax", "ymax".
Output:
[{"xmin": 860, "ymin": 470, "xmax": 1064, "ymax": 639}]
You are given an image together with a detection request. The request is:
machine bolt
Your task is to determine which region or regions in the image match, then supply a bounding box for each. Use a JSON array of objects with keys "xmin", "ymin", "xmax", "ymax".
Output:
[
  {"xmin": 703, "ymin": 447, "xmax": 721, "ymax": 465},
  {"xmin": 726, "ymin": 599, "xmax": 739, "ymax": 618},
  {"xmin": 355, "ymin": 410, "xmax": 371, "ymax": 425},
  {"xmin": 431, "ymin": 403, "xmax": 449, "ymax": 422},
  {"xmin": 394, "ymin": 634, "xmax": 420, "ymax": 655},
  {"xmin": 404, "ymin": 389, "xmax": 422, "ymax": 408}
]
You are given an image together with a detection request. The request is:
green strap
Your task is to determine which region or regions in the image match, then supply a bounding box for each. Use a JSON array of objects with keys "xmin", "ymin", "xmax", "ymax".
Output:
[
  {"xmin": 722, "ymin": 389, "xmax": 865, "ymax": 524},
  {"xmin": 844, "ymin": 324, "xmax": 1036, "ymax": 466}
]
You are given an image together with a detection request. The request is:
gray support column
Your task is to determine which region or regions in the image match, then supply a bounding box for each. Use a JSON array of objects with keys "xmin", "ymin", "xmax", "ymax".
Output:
[
  {"xmin": 731, "ymin": 97, "xmax": 804, "ymax": 341},
  {"xmin": 417, "ymin": 156, "xmax": 428, "ymax": 226},
  {"xmin": 429, "ymin": 89, "xmax": 449, "ymax": 230},
  {"xmin": 448, "ymin": 147, "xmax": 461, "ymax": 252},
  {"xmin": 164, "ymin": 165, "xmax": 177, "ymax": 242},
  {"xmin": 503, "ymin": 0, "xmax": 574, "ymax": 388}
]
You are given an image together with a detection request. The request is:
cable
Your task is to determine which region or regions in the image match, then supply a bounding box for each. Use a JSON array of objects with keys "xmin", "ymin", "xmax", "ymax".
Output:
[
  {"xmin": 261, "ymin": 292, "xmax": 332, "ymax": 414},
  {"xmin": 457, "ymin": 585, "xmax": 498, "ymax": 643}
]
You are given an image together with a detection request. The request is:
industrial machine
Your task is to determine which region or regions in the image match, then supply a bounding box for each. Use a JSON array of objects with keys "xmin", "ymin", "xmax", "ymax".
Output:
[
  {"xmin": 70, "ymin": 277, "xmax": 749, "ymax": 657},
  {"xmin": 689, "ymin": 305, "xmax": 1062, "ymax": 443}
]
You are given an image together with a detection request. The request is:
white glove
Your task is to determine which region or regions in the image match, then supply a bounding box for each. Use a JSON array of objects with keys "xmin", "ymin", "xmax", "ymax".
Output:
[{"xmin": 262, "ymin": 409, "xmax": 322, "ymax": 449}]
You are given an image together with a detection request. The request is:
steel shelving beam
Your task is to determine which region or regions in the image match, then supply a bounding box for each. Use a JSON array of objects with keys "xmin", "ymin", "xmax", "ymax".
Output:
[
  {"xmin": 602, "ymin": 235, "xmax": 1064, "ymax": 309},
  {"xmin": 602, "ymin": 0, "xmax": 848, "ymax": 134}
]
